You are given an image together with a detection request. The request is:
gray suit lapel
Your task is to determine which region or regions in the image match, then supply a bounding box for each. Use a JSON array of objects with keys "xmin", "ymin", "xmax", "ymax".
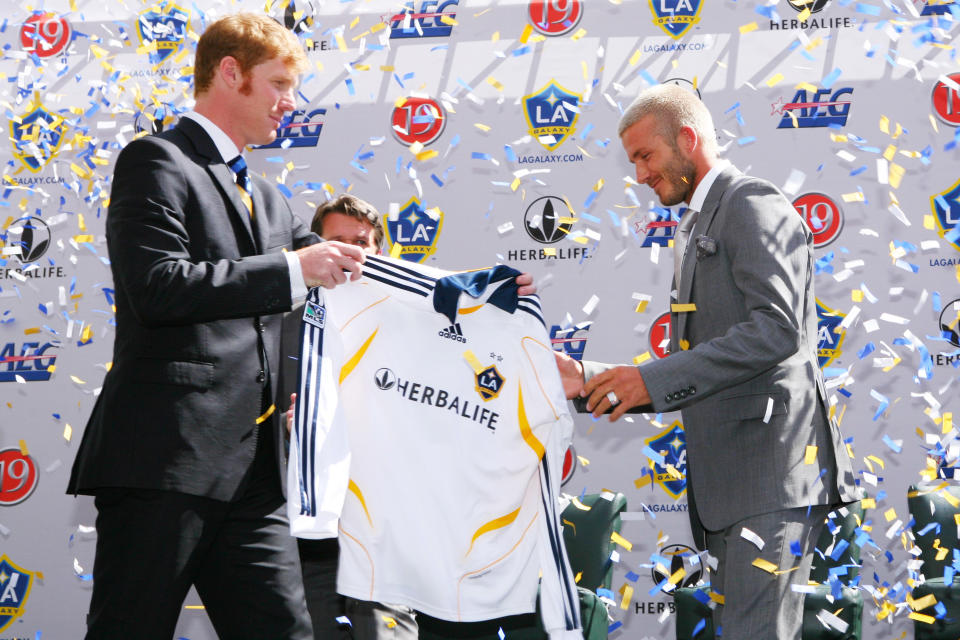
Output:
[
  {"xmin": 250, "ymin": 177, "xmax": 270, "ymax": 253},
  {"xmin": 676, "ymin": 166, "xmax": 742, "ymax": 344}
]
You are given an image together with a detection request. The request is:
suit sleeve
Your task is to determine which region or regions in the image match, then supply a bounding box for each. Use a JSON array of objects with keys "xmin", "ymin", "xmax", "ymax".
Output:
[
  {"xmin": 519, "ymin": 331, "xmax": 583, "ymax": 639},
  {"xmin": 106, "ymin": 136, "xmax": 297, "ymax": 327},
  {"xmin": 641, "ymin": 179, "xmax": 811, "ymax": 412},
  {"xmin": 287, "ymin": 287, "xmax": 350, "ymax": 539}
]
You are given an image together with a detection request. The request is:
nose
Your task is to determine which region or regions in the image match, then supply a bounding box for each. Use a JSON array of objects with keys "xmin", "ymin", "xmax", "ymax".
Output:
[
  {"xmin": 635, "ymin": 161, "xmax": 650, "ymax": 185},
  {"xmin": 279, "ymin": 88, "xmax": 296, "ymax": 112}
]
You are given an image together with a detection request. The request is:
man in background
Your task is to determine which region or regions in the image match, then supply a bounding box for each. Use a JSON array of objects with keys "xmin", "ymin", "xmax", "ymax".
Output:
[
  {"xmin": 279, "ymin": 194, "xmax": 418, "ymax": 640},
  {"xmin": 67, "ymin": 13, "xmax": 367, "ymax": 638}
]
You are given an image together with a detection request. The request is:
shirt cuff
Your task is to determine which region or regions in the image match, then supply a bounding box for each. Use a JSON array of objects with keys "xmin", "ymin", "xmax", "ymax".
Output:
[{"xmin": 285, "ymin": 250, "xmax": 308, "ymax": 302}]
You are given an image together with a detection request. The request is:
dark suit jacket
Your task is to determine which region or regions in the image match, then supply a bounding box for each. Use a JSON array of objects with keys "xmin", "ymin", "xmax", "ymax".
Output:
[
  {"xmin": 584, "ymin": 166, "xmax": 860, "ymax": 546},
  {"xmin": 68, "ymin": 118, "xmax": 318, "ymax": 501}
]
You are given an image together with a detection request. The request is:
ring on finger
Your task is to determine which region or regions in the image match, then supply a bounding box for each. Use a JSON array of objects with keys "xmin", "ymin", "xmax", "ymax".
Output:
[{"xmin": 606, "ymin": 390, "xmax": 619, "ymax": 406}]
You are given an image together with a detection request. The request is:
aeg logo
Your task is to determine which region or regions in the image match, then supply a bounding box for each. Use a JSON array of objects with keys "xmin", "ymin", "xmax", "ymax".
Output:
[
  {"xmin": 258, "ymin": 109, "xmax": 326, "ymax": 149},
  {"xmin": 0, "ymin": 342, "xmax": 58, "ymax": 382},
  {"xmin": 772, "ymin": 87, "xmax": 853, "ymax": 128},
  {"xmin": 386, "ymin": 1, "xmax": 458, "ymax": 38}
]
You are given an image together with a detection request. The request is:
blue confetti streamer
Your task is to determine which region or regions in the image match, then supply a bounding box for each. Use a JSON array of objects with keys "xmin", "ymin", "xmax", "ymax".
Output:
[
  {"xmin": 503, "ymin": 144, "xmax": 517, "ymax": 163},
  {"xmin": 822, "ymin": 67, "xmax": 842, "ymax": 89},
  {"xmin": 882, "ymin": 434, "xmax": 902, "ymax": 453},
  {"xmin": 692, "ymin": 619, "xmax": 706, "ymax": 637}
]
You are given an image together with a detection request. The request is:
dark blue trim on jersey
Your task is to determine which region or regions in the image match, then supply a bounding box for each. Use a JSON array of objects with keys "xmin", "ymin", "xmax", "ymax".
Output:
[
  {"xmin": 297, "ymin": 288, "xmax": 325, "ymax": 517},
  {"xmin": 540, "ymin": 456, "xmax": 580, "ymax": 630},
  {"xmin": 365, "ymin": 255, "xmax": 437, "ymax": 289},
  {"xmin": 434, "ymin": 266, "xmax": 521, "ymax": 324},
  {"xmin": 364, "ymin": 270, "xmax": 431, "ymax": 298},
  {"xmin": 517, "ymin": 301, "xmax": 546, "ymax": 329}
]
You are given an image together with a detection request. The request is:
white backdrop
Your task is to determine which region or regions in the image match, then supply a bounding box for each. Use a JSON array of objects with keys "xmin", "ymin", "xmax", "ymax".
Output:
[{"xmin": 0, "ymin": 0, "xmax": 959, "ymax": 638}]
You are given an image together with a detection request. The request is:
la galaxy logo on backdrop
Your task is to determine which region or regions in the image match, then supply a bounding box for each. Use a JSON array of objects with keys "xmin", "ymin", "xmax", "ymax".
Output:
[
  {"xmin": 137, "ymin": 2, "xmax": 189, "ymax": 67},
  {"xmin": 649, "ymin": 0, "xmax": 703, "ymax": 39},
  {"xmin": 523, "ymin": 81, "xmax": 581, "ymax": 152},
  {"xmin": 9, "ymin": 94, "xmax": 68, "ymax": 174},
  {"xmin": 386, "ymin": 1, "xmax": 458, "ymax": 38},
  {"xmin": 930, "ymin": 178, "xmax": 960, "ymax": 262},
  {"xmin": 772, "ymin": 87, "xmax": 853, "ymax": 128},
  {"xmin": 0, "ymin": 555, "xmax": 34, "ymax": 633},
  {"xmin": 816, "ymin": 299, "xmax": 846, "ymax": 368},
  {"xmin": 383, "ymin": 197, "xmax": 443, "ymax": 263},
  {"xmin": 644, "ymin": 420, "xmax": 687, "ymax": 499}
]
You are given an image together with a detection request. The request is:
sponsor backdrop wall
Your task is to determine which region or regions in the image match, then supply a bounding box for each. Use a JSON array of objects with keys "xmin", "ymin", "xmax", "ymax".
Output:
[{"xmin": 0, "ymin": 0, "xmax": 958, "ymax": 637}]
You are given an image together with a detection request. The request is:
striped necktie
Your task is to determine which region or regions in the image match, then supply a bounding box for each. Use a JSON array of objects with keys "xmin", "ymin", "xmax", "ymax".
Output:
[{"xmin": 227, "ymin": 155, "xmax": 254, "ymax": 219}]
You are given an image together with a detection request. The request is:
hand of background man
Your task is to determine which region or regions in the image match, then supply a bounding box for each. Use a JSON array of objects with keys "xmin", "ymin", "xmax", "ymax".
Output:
[
  {"xmin": 296, "ymin": 241, "xmax": 366, "ymax": 289},
  {"xmin": 554, "ymin": 351, "xmax": 585, "ymax": 400},
  {"xmin": 516, "ymin": 272, "xmax": 536, "ymax": 297}
]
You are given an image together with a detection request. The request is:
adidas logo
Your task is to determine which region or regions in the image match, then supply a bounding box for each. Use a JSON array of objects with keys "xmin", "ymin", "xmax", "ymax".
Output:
[{"xmin": 438, "ymin": 323, "xmax": 467, "ymax": 343}]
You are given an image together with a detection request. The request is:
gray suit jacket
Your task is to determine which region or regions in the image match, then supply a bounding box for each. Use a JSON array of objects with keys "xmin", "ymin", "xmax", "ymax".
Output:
[{"xmin": 584, "ymin": 166, "xmax": 859, "ymax": 546}]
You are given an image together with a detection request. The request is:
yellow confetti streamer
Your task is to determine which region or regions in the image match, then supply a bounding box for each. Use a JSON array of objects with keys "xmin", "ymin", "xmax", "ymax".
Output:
[
  {"xmin": 570, "ymin": 28, "xmax": 587, "ymax": 41},
  {"xmin": 629, "ymin": 49, "xmax": 642, "ymax": 66},
  {"xmin": 390, "ymin": 243, "xmax": 402, "ymax": 259},
  {"xmin": 23, "ymin": 327, "xmax": 40, "ymax": 335},
  {"xmin": 486, "ymin": 76, "xmax": 504, "ymax": 91},
  {"xmin": 611, "ymin": 531, "xmax": 633, "ymax": 551},
  {"xmin": 519, "ymin": 23, "xmax": 533, "ymax": 44},
  {"xmin": 635, "ymin": 300, "xmax": 649, "ymax": 313},
  {"xmin": 797, "ymin": 7, "xmax": 812, "ymax": 21},
  {"xmin": 851, "ymin": 289, "xmax": 863, "ymax": 302},
  {"xmin": 804, "ymin": 445, "xmax": 818, "ymax": 464},
  {"xmin": 752, "ymin": 558, "xmax": 779, "ymax": 573},
  {"xmin": 633, "ymin": 352, "xmax": 651, "ymax": 365},
  {"xmin": 463, "ymin": 350, "xmax": 484, "ymax": 375},
  {"xmin": 18, "ymin": 440, "xmax": 28, "ymax": 456},
  {"xmin": 766, "ymin": 73, "xmax": 784, "ymax": 87},
  {"xmin": 739, "ymin": 22, "xmax": 759, "ymax": 33},
  {"xmin": 64, "ymin": 423, "xmax": 72, "ymax": 442},
  {"xmin": 619, "ymin": 584, "xmax": 634, "ymax": 610},
  {"xmin": 671, "ymin": 303, "xmax": 696, "ymax": 313},
  {"xmin": 944, "ymin": 412, "xmax": 954, "ymax": 434},
  {"xmin": 909, "ymin": 612, "xmax": 936, "ymax": 624}
]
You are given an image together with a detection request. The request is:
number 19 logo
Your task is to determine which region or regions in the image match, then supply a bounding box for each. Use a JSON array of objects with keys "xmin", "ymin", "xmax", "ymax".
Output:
[
  {"xmin": 529, "ymin": 0, "xmax": 583, "ymax": 36},
  {"xmin": 19, "ymin": 12, "xmax": 71, "ymax": 58},
  {"xmin": 793, "ymin": 193, "xmax": 843, "ymax": 248},
  {"xmin": 0, "ymin": 449, "xmax": 38, "ymax": 506}
]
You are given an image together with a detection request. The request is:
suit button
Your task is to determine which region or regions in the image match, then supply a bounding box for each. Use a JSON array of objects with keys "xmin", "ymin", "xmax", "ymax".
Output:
[
  {"xmin": 679, "ymin": 389, "xmax": 688, "ymax": 398},
  {"xmin": 665, "ymin": 394, "xmax": 673, "ymax": 402},
  {"xmin": 689, "ymin": 386, "xmax": 696, "ymax": 395},
  {"xmin": 256, "ymin": 370, "xmax": 265, "ymax": 383}
]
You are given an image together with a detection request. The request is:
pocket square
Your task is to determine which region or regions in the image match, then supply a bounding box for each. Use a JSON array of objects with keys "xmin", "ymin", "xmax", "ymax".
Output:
[{"xmin": 696, "ymin": 235, "xmax": 718, "ymax": 260}]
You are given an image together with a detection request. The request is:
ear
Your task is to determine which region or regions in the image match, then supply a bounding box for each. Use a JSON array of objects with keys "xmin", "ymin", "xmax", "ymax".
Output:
[
  {"xmin": 217, "ymin": 56, "xmax": 242, "ymax": 89},
  {"xmin": 677, "ymin": 125, "xmax": 698, "ymax": 154}
]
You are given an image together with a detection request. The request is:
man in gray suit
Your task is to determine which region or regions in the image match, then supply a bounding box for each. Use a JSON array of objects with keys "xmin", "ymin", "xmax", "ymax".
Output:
[{"xmin": 555, "ymin": 84, "xmax": 860, "ymax": 638}]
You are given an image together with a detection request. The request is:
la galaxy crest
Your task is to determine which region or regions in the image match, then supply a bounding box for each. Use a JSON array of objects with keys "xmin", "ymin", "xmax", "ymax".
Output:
[
  {"xmin": 137, "ymin": 2, "xmax": 189, "ymax": 67},
  {"xmin": 932, "ymin": 178, "xmax": 960, "ymax": 252},
  {"xmin": 649, "ymin": 0, "xmax": 704, "ymax": 39},
  {"xmin": 816, "ymin": 298, "xmax": 846, "ymax": 368},
  {"xmin": 644, "ymin": 420, "xmax": 687, "ymax": 499},
  {"xmin": 523, "ymin": 80, "xmax": 581, "ymax": 151},
  {"xmin": 0, "ymin": 555, "xmax": 34, "ymax": 633},
  {"xmin": 10, "ymin": 94, "xmax": 68, "ymax": 173},
  {"xmin": 475, "ymin": 365, "xmax": 504, "ymax": 401},
  {"xmin": 383, "ymin": 197, "xmax": 443, "ymax": 263}
]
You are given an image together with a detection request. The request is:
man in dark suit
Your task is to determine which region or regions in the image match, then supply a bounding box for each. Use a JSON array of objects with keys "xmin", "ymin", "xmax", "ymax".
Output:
[
  {"xmin": 278, "ymin": 194, "xmax": 416, "ymax": 640},
  {"xmin": 67, "ymin": 13, "xmax": 368, "ymax": 639},
  {"xmin": 556, "ymin": 84, "xmax": 860, "ymax": 638}
]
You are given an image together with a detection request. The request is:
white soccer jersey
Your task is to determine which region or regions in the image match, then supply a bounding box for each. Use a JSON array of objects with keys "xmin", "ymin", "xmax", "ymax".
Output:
[{"xmin": 288, "ymin": 255, "xmax": 582, "ymax": 639}]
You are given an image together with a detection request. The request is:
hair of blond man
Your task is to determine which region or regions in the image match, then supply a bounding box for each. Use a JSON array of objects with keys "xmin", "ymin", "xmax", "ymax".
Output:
[
  {"xmin": 194, "ymin": 13, "xmax": 308, "ymax": 97},
  {"xmin": 311, "ymin": 194, "xmax": 385, "ymax": 250},
  {"xmin": 617, "ymin": 84, "xmax": 718, "ymax": 157}
]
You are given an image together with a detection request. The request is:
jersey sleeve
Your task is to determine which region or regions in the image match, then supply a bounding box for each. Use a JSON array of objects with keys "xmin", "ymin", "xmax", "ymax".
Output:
[
  {"xmin": 287, "ymin": 286, "xmax": 351, "ymax": 539},
  {"xmin": 518, "ymin": 330, "xmax": 583, "ymax": 639}
]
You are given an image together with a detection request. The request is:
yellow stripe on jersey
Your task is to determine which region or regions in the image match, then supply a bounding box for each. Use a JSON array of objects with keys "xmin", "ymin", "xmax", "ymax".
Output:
[
  {"xmin": 518, "ymin": 384, "xmax": 545, "ymax": 460},
  {"xmin": 466, "ymin": 506, "xmax": 521, "ymax": 557},
  {"xmin": 348, "ymin": 479, "xmax": 374, "ymax": 528},
  {"xmin": 340, "ymin": 328, "xmax": 379, "ymax": 384}
]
